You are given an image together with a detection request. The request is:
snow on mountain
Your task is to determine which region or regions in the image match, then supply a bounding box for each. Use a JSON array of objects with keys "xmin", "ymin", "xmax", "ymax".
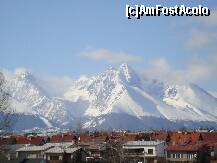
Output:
[
  {"xmin": 210, "ymin": 91, "xmax": 217, "ymax": 98},
  {"xmin": 64, "ymin": 63, "xmax": 159, "ymax": 118},
  {"xmin": 162, "ymin": 84, "xmax": 217, "ymax": 121},
  {"xmin": 65, "ymin": 63, "xmax": 217, "ymax": 122},
  {"xmin": 2, "ymin": 64, "xmax": 217, "ymax": 131},
  {"xmin": 4, "ymin": 69, "xmax": 76, "ymax": 129}
]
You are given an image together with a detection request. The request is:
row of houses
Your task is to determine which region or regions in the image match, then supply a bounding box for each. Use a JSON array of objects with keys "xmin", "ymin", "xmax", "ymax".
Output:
[
  {"xmin": 1, "ymin": 130, "xmax": 217, "ymax": 162},
  {"xmin": 123, "ymin": 140, "xmax": 212, "ymax": 163},
  {"xmin": 121, "ymin": 131, "xmax": 217, "ymax": 163},
  {"xmin": 2, "ymin": 142, "xmax": 105, "ymax": 162}
]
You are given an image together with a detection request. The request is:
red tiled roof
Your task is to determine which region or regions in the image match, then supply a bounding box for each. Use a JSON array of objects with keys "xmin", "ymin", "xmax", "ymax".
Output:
[
  {"xmin": 202, "ymin": 141, "xmax": 217, "ymax": 147},
  {"xmin": 152, "ymin": 131, "xmax": 168, "ymax": 141},
  {"xmin": 167, "ymin": 143, "xmax": 204, "ymax": 152},
  {"xmin": 111, "ymin": 131, "xmax": 124, "ymax": 137},
  {"xmin": 51, "ymin": 134, "xmax": 63, "ymax": 143},
  {"xmin": 62, "ymin": 133, "xmax": 73, "ymax": 142},
  {"xmin": 29, "ymin": 136, "xmax": 44, "ymax": 145},
  {"xmin": 50, "ymin": 132, "xmax": 74, "ymax": 143},
  {"xmin": 169, "ymin": 132, "xmax": 201, "ymax": 145},
  {"xmin": 122, "ymin": 133, "xmax": 138, "ymax": 142},
  {"xmin": 201, "ymin": 132, "xmax": 217, "ymax": 142},
  {"xmin": 79, "ymin": 134, "xmax": 93, "ymax": 142},
  {"xmin": 15, "ymin": 135, "xmax": 29, "ymax": 144},
  {"xmin": 93, "ymin": 135, "xmax": 108, "ymax": 142}
]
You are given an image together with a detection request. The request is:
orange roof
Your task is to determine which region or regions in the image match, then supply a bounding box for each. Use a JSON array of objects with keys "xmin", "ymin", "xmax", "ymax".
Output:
[
  {"xmin": 169, "ymin": 132, "xmax": 201, "ymax": 145},
  {"xmin": 93, "ymin": 135, "xmax": 108, "ymax": 142},
  {"xmin": 79, "ymin": 134, "xmax": 93, "ymax": 142},
  {"xmin": 203, "ymin": 141, "xmax": 217, "ymax": 147},
  {"xmin": 50, "ymin": 132, "xmax": 74, "ymax": 143},
  {"xmin": 152, "ymin": 131, "xmax": 168, "ymax": 141},
  {"xmin": 15, "ymin": 135, "xmax": 29, "ymax": 144},
  {"xmin": 122, "ymin": 133, "xmax": 138, "ymax": 142},
  {"xmin": 29, "ymin": 136, "xmax": 44, "ymax": 145},
  {"xmin": 201, "ymin": 132, "xmax": 217, "ymax": 142},
  {"xmin": 111, "ymin": 131, "xmax": 124, "ymax": 137},
  {"xmin": 167, "ymin": 143, "xmax": 204, "ymax": 152},
  {"xmin": 62, "ymin": 133, "xmax": 73, "ymax": 142},
  {"xmin": 51, "ymin": 134, "xmax": 63, "ymax": 143}
]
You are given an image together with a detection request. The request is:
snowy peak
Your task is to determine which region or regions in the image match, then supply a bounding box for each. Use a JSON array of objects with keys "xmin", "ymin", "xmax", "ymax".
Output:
[
  {"xmin": 64, "ymin": 64, "xmax": 217, "ymax": 121},
  {"xmin": 4, "ymin": 70, "xmax": 76, "ymax": 128},
  {"xmin": 14, "ymin": 68, "xmax": 33, "ymax": 80},
  {"xmin": 118, "ymin": 63, "xmax": 133, "ymax": 78},
  {"xmin": 65, "ymin": 64, "xmax": 162, "ymax": 117},
  {"xmin": 117, "ymin": 63, "xmax": 141, "ymax": 86},
  {"xmin": 2, "ymin": 63, "xmax": 217, "ymax": 131}
]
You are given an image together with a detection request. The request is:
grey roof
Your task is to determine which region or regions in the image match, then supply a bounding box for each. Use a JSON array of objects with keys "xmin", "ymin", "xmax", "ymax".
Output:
[
  {"xmin": 123, "ymin": 140, "xmax": 165, "ymax": 146},
  {"xmin": 16, "ymin": 142, "xmax": 74, "ymax": 152},
  {"xmin": 45, "ymin": 147, "xmax": 80, "ymax": 154},
  {"xmin": 44, "ymin": 142, "xmax": 74, "ymax": 148},
  {"xmin": 16, "ymin": 145, "xmax": 52, "ymax": 152},
  {"xmin": 8, "ymin": 144, "xmax": 31, "ymax": 153}
]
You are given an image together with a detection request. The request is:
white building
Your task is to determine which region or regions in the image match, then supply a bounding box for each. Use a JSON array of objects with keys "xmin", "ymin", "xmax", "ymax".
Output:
[
  {"xmin": 16, "ymin": 145, "xmax": 53, "ymax": 161},
  {"xmin": 122, "ymin": 140, "xmax": 166, "ymax": 163}
]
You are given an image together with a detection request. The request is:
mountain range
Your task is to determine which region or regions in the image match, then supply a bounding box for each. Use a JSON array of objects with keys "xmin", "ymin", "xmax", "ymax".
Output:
[{"xmin": 2, "ymin": 63, "xmax": 217, "ymax": 131}]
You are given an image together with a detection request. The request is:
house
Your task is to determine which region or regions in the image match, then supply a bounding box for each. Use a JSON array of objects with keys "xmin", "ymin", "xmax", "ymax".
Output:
[
  {"xmin": 16, "ymin": 142, "xmax": 76, "ymax": 162},
  {"xmin": 78, "ymin": 141, "xmax": 107, "ymax": 162},
  {"xmin": 0, "ymin": 144, "xmax": 30, "ymax": 162},
  {"xmin": 16, "ymin": 144, "xmax": 53, "ymax": 162},
  {"xmin": 166, "ymin": 143, "xmax": 206, "ymax": 163},
  {"xmin": 44, "ymin": 146, "xmax": 82, "ymax": 163},
  {"xmin": 199, "ymin": 132, "xmax": 217, "ymax": 162},
  {"xmin": 122, "ymin": 140, "xmax": 166, "ymax": 163},
  {"xmin": 6, "ymin": 144, "xmax": 30, "ymax": 161},
  {"xmin": 205, "ymin": 142, "xmax": 217, "ymax": 162},
  {"xmin": 85, "ymin": 143, "xmax": 106, "ymax": 162}
]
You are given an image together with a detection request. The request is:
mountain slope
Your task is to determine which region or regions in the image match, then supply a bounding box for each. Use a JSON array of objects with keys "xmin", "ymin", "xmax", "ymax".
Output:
[
  {"xmin": 2, "ymin": 64, "xmax": 217, "ymax": 131},
  {"xmin": 65, "ymin": 64, "xmax": 217, "ymax": 123},
  {"xmin": 4, "ymin": 69, "xmax": 76, "ymax": 128}
]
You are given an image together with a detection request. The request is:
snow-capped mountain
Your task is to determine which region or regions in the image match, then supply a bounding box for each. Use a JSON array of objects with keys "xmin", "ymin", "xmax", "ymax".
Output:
[
  {"xmin": 2, "ymin": 64, "xmax": 217, "ymax": 131},
  {"xmin": 4, "ymin": 69, "xmax": 76, "ymax": 129}
]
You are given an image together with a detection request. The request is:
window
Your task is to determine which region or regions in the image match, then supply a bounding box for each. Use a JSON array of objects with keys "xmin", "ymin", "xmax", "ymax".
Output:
[
  {"xmin": 50, "ymin": 155, "xmax": 59, "ymax": 160},
  {"xmin": 187, "ymin": 153, "xmax": 195, "ymax": 159},
  {"xmin": 172, "ymin": 153, "xmax": 182, "ymax": 158},
  {"xmin": 27, "ymin": 154, "xmax": 37, "ymax": 159},
  {"xmin": 148, "ymin": 149, "xmax": 153, "ymax": 154}
]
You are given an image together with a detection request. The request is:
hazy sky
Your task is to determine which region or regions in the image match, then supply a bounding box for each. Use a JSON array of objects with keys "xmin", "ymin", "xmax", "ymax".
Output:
[{"xmin": 0, "ymin": 0, "xmax": 217, "ymax": 92}]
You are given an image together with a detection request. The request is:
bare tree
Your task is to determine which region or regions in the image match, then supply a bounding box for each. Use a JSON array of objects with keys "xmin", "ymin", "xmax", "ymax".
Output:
[
  {"xmin": 0, "ymin": 72, "xmax": 14, "ymax": 134},
  {"xmin": 105, "ymin": 143, "xmax": 123, "ymax": 163}
]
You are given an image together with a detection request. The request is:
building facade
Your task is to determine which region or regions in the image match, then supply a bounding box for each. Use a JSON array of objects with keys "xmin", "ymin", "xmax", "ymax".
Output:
[{"xmin": 122, "ymin": 140, "xmax": 166, "ymax": 163}]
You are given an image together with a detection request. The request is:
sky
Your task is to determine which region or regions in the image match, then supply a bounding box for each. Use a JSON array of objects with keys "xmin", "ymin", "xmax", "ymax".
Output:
[{"xmin": 0, "ymin": 0, "xmax": 217, "ymax": 93}]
